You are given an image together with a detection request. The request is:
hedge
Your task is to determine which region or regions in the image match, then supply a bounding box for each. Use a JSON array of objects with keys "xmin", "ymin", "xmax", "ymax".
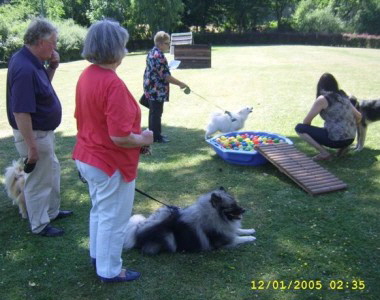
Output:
[
  {"xmin": 2, "ymin": 30, "xmax": 380, "ymax": 68},
  {"xmin": 192, "ymin": 32, "xmax": 380, "ymax": 49},
  {"xmin": 127, "ymin": 32, "xmax": 380, "ymax": 52}
]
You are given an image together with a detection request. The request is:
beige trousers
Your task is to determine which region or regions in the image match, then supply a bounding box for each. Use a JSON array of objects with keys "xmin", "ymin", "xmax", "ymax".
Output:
[{"xmin": 13, "ymin": 130, "xmax": 61, "ymax": 233}]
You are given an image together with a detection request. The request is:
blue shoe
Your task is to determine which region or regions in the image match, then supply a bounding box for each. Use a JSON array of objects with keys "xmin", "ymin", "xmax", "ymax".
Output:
[
  {"xmin": 38, "ymin": 224, "xmax": 64, "ymax": 237},
  {"xmin": 99, "ymin": 269, "xmax": 141, "ymax": 283},
  {"xmin": 91, "ymin": 258, "xmax": 96, "ymax": 270},
  {"xmin": 53, "ymin": 210, "xmax": 73, "ymax": 220}
]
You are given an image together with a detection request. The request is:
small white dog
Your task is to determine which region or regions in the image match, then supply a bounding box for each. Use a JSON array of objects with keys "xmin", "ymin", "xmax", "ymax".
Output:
[
  {"xmin": 205, "ymin": 106, "xmax": 253, "ymax": 139},
  {"xmin": 4, "ymin": 159, "xmax": 27, "ymax": 219}
]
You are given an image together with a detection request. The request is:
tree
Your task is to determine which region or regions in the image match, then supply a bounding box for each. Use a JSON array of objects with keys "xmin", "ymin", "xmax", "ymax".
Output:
[
  {"xmin": 87, "ymin": 0, "xmax": 131, "ymax": 24},
  {"xmin": 62, "ymin": 0, "xmax": 91, "ymax": 26},
  {"xmin": 133, "ymin": 0, "xmax": 184, "ymax": 35},
  {"xmin": 181, "ymin": 0, "xmax": 218, "ymax": 32},
  {"xmin": 218, "ymin": 0, "xmax": 268, "ymax": 32},
  {"xmin": 2, "ymin": 0, "xmax": 65, "ymax": 19},
  {"xmin": 269, "ymin": 0, "xmax": 300, "ymax": 31},
  {"xmin": 294, "ymin": 0, "xmax": 380, "ymax": 34},
  {"xmin": 331, "ymin": 0, "xmax": 380, "ymax": 34},
  {"xmin": 294, "ymin": 0, "xmax": 344, "ymax": 33},
  {"xmin": 351, "ymin": 0, "xmax": 380, "ymax": 34}
]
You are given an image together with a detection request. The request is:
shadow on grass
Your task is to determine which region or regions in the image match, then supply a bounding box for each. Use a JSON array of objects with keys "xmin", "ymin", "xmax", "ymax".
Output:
[{"xmin": 0, "ymin": 127, "xmax": 379, "ymax": 299}]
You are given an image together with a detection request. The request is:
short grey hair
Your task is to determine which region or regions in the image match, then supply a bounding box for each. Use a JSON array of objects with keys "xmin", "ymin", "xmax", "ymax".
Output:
[
  {"xmin": 24, "ymin": 18, "xmax": 57, "ymax": 46},
  {"xmin": 154, "ymin": 31, "xmax": 170, "ymax": 46},
  {"xmin": 82, "ymin": 20, "xmax": 129, "ymax": 64}
]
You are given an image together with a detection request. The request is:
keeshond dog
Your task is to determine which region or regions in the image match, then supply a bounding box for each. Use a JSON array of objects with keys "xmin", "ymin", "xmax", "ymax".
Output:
[
  {"xmin": 349, "ymin": 95, "xmax": 380, "ymax": 151},
  {"xmin": 4, "ymin": 159, "xmax": 27, "ymax": 219},
  {"xmin": 123, "ymin": 187, "xmax": 256, "ymax": 254}
]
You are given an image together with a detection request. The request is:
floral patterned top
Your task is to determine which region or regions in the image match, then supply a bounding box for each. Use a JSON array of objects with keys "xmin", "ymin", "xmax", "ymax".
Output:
[
  {"xmin": 143, "ymin": 46, "xmax": 171, "ymax": 102},
  {"xmin": 320, "ymin": 92, "xmax": 356, "ymax": 141}
]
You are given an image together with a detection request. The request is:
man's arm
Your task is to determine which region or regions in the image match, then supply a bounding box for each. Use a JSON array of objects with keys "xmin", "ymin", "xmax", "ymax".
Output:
[{"xmin": 13, "ymin": 112, "xmax": 39, "ymax": 163}]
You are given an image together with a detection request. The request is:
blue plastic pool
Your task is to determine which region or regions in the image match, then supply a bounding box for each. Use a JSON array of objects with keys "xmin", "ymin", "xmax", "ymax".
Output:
[{"xmin": 206, "ymin": 131, "xmax": 293, "ymax": 166}]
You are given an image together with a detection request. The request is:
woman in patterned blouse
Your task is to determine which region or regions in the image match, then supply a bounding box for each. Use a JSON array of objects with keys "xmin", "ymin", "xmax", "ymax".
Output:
[
  {"xmin": 295, "ymin": 73, "xmax": 362, "ymax": 161},
  {"xmin": 143, "ymin": 31, "xmax": 189, "ymax": 143}
]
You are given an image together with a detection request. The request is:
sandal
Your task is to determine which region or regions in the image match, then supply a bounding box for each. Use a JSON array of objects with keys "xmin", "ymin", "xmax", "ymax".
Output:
[
  {"xmin": 312, "ymin": 154, "xmax": 332, "ymax": 161},
  {"xmin": 336, "ymin": 146, "xmax": 350, "ymax": 157}
]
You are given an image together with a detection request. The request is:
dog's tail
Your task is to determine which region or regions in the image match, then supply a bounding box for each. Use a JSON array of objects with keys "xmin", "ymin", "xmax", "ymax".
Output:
[
  {"xmin": 4, "ymin": 160, "xmax": 23, "ymax": 202},
  {"xmin": 123, "ymin": 214, "xmax": 146, "ymax": 250}
]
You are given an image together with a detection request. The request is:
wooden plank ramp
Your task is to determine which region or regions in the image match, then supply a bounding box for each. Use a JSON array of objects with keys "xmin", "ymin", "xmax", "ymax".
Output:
[{"xmin": 256, "ymin": 143, "xmax": 347, "ymax": 195}]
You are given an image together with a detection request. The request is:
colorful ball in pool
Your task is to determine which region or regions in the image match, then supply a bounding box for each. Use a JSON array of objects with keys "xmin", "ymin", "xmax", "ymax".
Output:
[{"xmin": 215, "ymin": 133, "xmax": 285, "ymax": 151}]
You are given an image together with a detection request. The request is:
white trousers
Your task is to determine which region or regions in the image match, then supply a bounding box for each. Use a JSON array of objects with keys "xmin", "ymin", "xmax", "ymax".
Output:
[
  {"xmin": 75, "ymin": 160, "xmax": 135, "ymax": 278},
  {"xmin": 13, "ymin": 130, "xmax": 61, "ymax": 233}
]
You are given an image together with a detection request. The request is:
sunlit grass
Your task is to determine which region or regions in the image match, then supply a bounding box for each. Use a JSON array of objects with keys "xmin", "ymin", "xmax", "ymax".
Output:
[{"xmin": 0, "ymin": 45, "xmax": 379, "ymax": 299}]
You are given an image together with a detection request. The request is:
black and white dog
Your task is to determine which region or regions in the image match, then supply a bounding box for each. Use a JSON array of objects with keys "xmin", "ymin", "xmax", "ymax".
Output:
[
  {"xmin": 350, "ymin": 96, "xmax": 380, "ymax": 151},
  {"xmin": 123, "ymin": 187, "xmax": 256, "ymax": 255}
]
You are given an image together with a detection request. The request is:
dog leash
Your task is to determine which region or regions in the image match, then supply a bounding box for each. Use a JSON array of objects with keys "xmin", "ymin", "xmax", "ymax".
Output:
[
  {"xmin": 134, "ymin": 188, "xmax": 178, "ymax": 210},
  {"xmin": 187, "ymin": 88, "xmax": 237, "ymax": 122},
  {"xmin": 78, "ymin": 172, "xmax": 178, "ymax": 210}
]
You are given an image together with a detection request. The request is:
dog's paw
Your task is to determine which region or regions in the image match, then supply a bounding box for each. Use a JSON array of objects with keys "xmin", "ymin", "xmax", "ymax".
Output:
[
  {"xmin": 247, "ymin": 236, "xmax": 256, "ymax": 243},
  {"xmin": 245, "ymin": 228, "xmax": 256, "ymax": 235},
  {"xmin": 237, "ymin": 236, "xmax": 256, "ymax": 244},
  {"xmin": 237, "ymin": 228, "xmax": 256, "ymax": 235}
]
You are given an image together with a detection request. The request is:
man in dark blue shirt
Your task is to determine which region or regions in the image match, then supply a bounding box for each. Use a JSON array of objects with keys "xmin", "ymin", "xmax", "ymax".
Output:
[{"xmin": 6, "ymin": 18, "xmax": 72, "ymax": 237}]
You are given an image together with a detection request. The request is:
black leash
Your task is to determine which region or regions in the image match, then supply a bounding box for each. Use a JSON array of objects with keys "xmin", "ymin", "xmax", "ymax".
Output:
[
  {"xmin": 135, "ymin": 188, "xmax": 178, "ymax": 210},
  {"xmin": 189, "ymin": 89, "xmax": 237, "ymax": 122},
  {"xmin": 78, "ymin": 171, "xmax": 178, "ymax": 210}
]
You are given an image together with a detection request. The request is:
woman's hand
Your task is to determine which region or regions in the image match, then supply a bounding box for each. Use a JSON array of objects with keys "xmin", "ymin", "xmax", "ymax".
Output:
[
  {"xmin": 178, "ymin": 82, "xmax": 188, "ymax": 89},
  {"xmin": 141, "ymin": 129, "xmax": 154, "ymax": 145}
]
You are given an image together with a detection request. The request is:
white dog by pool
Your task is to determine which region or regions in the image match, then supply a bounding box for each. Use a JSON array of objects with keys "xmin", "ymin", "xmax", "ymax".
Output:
[{"xmin": 205, "ymin": 106, "xmax": 253, "ymax": 139}]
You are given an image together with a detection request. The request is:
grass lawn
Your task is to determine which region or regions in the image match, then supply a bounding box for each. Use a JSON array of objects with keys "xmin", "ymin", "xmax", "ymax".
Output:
[{"xmin": 0, "ymin": 45, "xmax": 379, "ymax": 300}]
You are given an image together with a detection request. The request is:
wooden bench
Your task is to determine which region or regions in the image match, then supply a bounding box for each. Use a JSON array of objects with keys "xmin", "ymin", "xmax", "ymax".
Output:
[
  {"xmin": 170, "ymin": 32, "xmax": 193, "ymax": 55},
  {"xmin": 174, "ymin": 44, "xmax": 211, "ymax": 69}
]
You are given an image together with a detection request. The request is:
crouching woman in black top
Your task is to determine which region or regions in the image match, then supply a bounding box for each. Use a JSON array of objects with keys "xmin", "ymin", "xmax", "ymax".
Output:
[{"xmin": 295, "ymin": 73, "xmax": 362, "ymax": 161}]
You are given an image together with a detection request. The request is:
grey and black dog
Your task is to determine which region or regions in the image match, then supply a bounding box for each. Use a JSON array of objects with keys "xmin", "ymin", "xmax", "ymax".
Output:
[
  {"xmin": 123, "ymin": 187, "xmax": 256, "ymax": 254},
  {"xmin": 350, "ymin": 96, "xmax": 380, "ymax": 151}
]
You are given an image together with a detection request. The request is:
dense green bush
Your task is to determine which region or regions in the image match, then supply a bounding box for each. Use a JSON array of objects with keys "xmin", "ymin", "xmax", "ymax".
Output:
[
  {"xmin": 55, "ymin": 19, "xmax": 87, "ymax": 62},
  {"xmin": 294, "ymin": 0, "xmax": 345, "ymax": 34},
  {"xmin": 296, "ymin": 8, "xmax": 344, "ymax": 34},
  {"xmin": 0, "ymin": 18, "xmax": 86, "ymax": 66},
  {"xmin": 0, "ymin": 20, "xmax": 29, "ymax": 66}
]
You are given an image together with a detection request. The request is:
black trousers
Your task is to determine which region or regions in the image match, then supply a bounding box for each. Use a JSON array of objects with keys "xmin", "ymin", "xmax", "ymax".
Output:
[
  {"xmin": 149, "ymin": 100, "xmax": 164, "ymax": 141},
  {"xmin": 295, "ymin": 123, "xmax": 354, "ymax": 149}
]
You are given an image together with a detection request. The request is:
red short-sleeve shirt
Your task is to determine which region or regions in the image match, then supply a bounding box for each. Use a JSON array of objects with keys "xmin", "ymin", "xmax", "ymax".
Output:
[{"xmin": 72, "ymin": 64, "xmax": 141, "ymax": 182}]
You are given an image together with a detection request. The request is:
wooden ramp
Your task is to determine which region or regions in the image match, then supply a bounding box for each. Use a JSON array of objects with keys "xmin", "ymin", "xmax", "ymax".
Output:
[{"xmin": 256, "ymin": 143, "xmax": 347, "ymax": 195}]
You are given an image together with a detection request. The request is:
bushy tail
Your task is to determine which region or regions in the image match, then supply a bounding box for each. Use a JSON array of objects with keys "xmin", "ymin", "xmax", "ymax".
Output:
[
  {"xmin": 4, "ymin": 160, "xmax": 24, "ymax": 202},
  {"xmin": 123, "ymin": 214, "xmax": 146, "ymax": 249}
]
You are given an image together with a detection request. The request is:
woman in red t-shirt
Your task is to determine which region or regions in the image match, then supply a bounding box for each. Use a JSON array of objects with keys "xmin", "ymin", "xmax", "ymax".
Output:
[{"xmin": 72, "ymin": 20, "xmax": 153, "ymax": 283}]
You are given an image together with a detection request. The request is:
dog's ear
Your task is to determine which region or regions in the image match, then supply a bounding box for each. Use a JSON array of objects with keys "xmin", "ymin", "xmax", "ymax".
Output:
[
  {"xmin": 219, "ymin": 186, "xmax": 225, "ymax": 191},
  {"xmin": 210, "ymin": 193, "xmax": 222, "ymax": 208},
  {"xmin": 349, "ymin": 95, "xmax": 359, "ymax": 107}
]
